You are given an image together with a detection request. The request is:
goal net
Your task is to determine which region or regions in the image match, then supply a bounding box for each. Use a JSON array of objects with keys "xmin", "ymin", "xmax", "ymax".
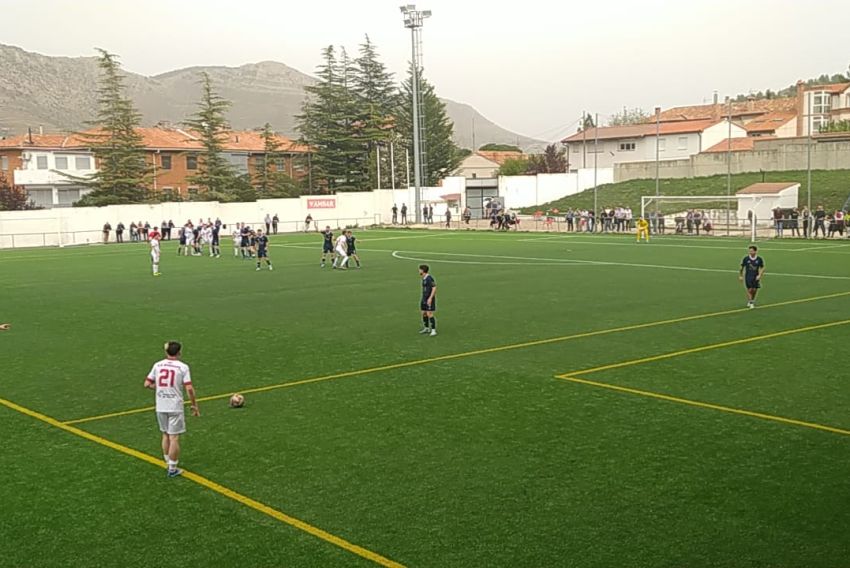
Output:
[{"xmin": 641, "ymin": 195, "xmax": 765, "ymax": 241}]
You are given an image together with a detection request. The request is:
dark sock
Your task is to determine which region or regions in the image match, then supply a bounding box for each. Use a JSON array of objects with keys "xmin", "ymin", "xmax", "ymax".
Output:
[
  {"xmin": 256, "ymin": 261, "xmax": 260, "ymax": 268},
  {"xmin": 429, "ymin": 317, "xmax": 436, "ymax": 329},
  {"xmin": 422, "ymin": 315, "xmax": 429, "ymax": 327}
]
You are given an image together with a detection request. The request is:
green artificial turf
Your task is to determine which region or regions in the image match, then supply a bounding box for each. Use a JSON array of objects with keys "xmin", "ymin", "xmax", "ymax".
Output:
[{"xmin": 1, "ymin": 229, "xmax": 849, "ymax": 567}]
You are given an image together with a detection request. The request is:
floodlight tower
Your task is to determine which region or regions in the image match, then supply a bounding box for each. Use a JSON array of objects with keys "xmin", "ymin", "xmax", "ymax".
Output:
[{"xmin": 400, "ymin": 4, "xmax": 431, "ymax": 223}]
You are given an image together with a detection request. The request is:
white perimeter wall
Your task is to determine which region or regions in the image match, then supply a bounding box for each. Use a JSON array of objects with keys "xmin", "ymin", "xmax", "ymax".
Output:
[
  {"xmin": 499, "ymin": 168, "xmax": 614, "ymax": 208},
  {"xmin": 736, "ymin": 186, "xmax": 800, "ymax": 222},
  {"xmin": 0, "ymin": 191, "xmax": 397, "ymax": 249}
]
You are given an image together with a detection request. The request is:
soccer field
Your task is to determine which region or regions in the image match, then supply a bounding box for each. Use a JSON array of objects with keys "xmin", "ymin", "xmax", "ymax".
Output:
[{"xmin": 2, "ymin": 229, "xmax": 850, "ymax": 567}]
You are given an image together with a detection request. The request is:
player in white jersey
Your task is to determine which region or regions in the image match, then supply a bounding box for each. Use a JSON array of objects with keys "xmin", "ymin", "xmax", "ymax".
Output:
[
  {"xmin": 332, "ymin": 233, "xmax": 350, "ymax": 269},
  {"xmin": 232, "ymin": 223, "xmax": 242, "ymax": 257},
  {"xmin": 144, "ymin": 341, "xmax": 199, "ymax": 478},
  {"xmin": 202, "ymin": 224, "xmax": 214, "ymax": 256},
  {"xmin": 149, "ymin": 227, "xmax": 162, "ymax": 276},
  {"xmin": 183, "ymin": 224, "xmax": 195, "ymax": 256}
]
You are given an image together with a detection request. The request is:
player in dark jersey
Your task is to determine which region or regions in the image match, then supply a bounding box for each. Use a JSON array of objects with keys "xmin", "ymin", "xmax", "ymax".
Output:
[
  {"xmin": 255, "ymin": 230, "xmax": 273, "ymax": 271},
  {"xmin": 419, "ymin": 264, "xmax": 437, "ymax": 336},
  {"xmin": 320, "ymin": 226, "xmax": 334, "ymax": 268},
  {"xmin": 211, "ymin": 223, "xmax": 221, "ymax": 258},
  {"xmin": 739, "ymin": 245, "xmax": 765, "ymax": 309},
  {"xmin": 345, "ymin": 230, "xmax": 361, "ymax": 268},
  {"xmin": 240, "ymin": 225, "xmax": 252, "ymax": 259}
]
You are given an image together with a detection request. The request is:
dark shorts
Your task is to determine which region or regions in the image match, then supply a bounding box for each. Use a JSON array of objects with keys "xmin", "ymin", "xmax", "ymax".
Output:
[
  {"xmin": 421, "ymin": 298, "xmax": 436, "ymax": 312},
  {"xmin": 241, "ymin": 237, "xmax": 249, "ymax": 247},
  {"xmin": 323, "ymin": 242, "xmax": 333, "ymax": 253},
  {"xmin": 745, "ymin": 278, "xmax": 761, "ymax": 290},
  {"xmin": 347, "ymin": 248, "xmax": 356, "ymax": 256},
  {"xmin": 212, "ymin": 237, "xmax": 219, "ymax": 245},
  {"xmin": 257, "ymin": 248, "xmax": 268, "ymax": 258},
  {"xmin": 179, "ymin": 236, "xmax": 186, "ymax": 245}
]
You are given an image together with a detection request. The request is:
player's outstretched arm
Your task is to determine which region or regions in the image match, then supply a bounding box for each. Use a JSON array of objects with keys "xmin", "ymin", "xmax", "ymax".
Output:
[{"xmin": 0, "ymin": 323, "xmax": 10, "ymax": 331}]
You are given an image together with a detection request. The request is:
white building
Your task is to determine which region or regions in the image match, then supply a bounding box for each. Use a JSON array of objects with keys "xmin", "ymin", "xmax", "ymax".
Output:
[
  {"xmin": 0, "ymin": 134, "xmax": 95, "ymax": 208},
  {"xmin": 562, "ymin": 119, "xmax": 747, "ymax": 169},
  {"xmin": 453, "ymin": 150, "xmax": 524, "ymax": 179},
  {"xmin": 736, "ymin": 182, "xmax": 800, "ymax": 222}
]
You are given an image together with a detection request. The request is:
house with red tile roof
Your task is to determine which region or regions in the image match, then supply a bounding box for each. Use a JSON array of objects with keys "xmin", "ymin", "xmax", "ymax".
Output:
[
  {"xmin": 0, "ymin": 126, "xmax": 310, "ymax": 207},
  {"xmin": 561, "ymin": 119, "xmax": 746, "ymax": 169},
  {"xmin": 796, "ymin": 81, "xmax": 850, "ymax": 135},
  {"xmin": 454, "ymin": 150, "xmax": 524, "ymax": 179}
]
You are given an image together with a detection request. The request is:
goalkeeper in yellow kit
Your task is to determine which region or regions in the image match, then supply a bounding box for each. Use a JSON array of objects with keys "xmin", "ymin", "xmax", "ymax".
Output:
[{"xmin": 636, "ymin": 216, "xmax": 650, "ymax": 242}]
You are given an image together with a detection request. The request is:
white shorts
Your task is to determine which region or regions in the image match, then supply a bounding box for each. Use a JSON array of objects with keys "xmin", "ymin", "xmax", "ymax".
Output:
[
  {"xmin": 151, "ymin": 251, "xmax": 160, "ymax": 263},
  {"xmin": 157, "ymin": 411, "xmax": 186, "ymax": 435},
  {"xmin": 335, "ymin": 247, "xmax": 348, "ymax": 257},
  {"xmin": 186, "ymin": 237, "xmax": 195, "ymax": 246}
]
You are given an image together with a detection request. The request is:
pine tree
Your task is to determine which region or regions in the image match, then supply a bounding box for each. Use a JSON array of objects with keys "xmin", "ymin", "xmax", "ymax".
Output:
[
  {"xmin": 255, "ymin": 123, "xmax": 300, "ymax": 198},
  {"xmin": 352, "ymin": 36, "xmax": 397, "ymax": 189},
  {"xmin": 73, "ymin": 49, "xmax": 151, "ymax": 206},
  {"xmin": 397, "ymin": 67, "xmax": 461, "ymax": 187},
  {"xmin": 296, "ymin": 46, "xmax": 362, "ymax": 190},
  {"xmin": 184, "ymin": 72, "xmax": 244, "ymax": 200},
  {"xmin": 0, "ymin": 171, "xmax": 36, "ymax": 210}
]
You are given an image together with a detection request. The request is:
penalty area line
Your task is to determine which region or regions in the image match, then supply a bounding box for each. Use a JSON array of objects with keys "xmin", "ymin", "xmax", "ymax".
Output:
[{"xmin": 0, "ymin": 397, "xmax": 405, "ymax": 568}]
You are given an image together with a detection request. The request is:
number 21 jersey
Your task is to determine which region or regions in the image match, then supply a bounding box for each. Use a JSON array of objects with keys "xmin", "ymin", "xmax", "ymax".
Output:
[{"xmin": 147, "ymin": 359, "xmax": 192, "ymax": 413}]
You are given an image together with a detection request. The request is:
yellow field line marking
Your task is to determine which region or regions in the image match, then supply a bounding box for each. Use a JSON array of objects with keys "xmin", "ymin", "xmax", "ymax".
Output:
[
  {"xmin": 0, "ymin": 396, "xmax": 405, "ymax": 568},
  {"xmin": 558, "ymin": 376, "xmax": 850, "ymax": 437},
  {"xmin": 555, "ymin": 319, "xmax": 850, "ymax": 379},
  {"xmin": 62, "ymin": 289, "xmax": 850, "ymax": 426}
]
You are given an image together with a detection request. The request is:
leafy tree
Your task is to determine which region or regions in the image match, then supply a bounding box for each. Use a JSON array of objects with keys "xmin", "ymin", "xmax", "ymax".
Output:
[
  {"xmin": 820, "ymin": 119, "xmax": 850, "ymax": 133},
  {"xmin": 73, "ymin": 49, "xmax": 151, "ymax": 206},
  {"xmin": 397, "ymin": 66, "xmax": 461, "ymax": 186},
  {"xmin": 0, "ymin": 171, "xmax": 37, "ymax": 210},
  {"xmin": 479, "ymin": 143, "xmax": 521, "ymax": 152},
  {"xmin": 527, "ymin": 144, "xmax": 568, "ymax": 174},
  {"xmin": 608, "ymin": 107, "xmax": 650, "ymax": 126},
  {"xmin": 497, "ymin": 157, "xmax": 530, "ymax": 176},
  {"xmin": 184, "ymin": 72, "xmax": 243, "ymax": 200}
]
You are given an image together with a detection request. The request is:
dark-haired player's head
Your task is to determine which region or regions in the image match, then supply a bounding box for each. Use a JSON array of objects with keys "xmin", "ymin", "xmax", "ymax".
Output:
[
  {"xmin": 748, "ymin": 245, "xmax": 757, "ymax": 254},
  {"xmin": 164, "ymin": 341, "xmax": 182, "ymax": 358},
  {"xmin": 419, "ymin": 264, "xmax": 429, "ymax": 276}
]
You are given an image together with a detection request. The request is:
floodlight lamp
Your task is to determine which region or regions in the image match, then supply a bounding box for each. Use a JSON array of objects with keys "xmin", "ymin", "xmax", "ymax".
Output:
[
  {"xmin": 406, "ymin": 4, "xmax": 416, "ymax": 10},
  {"xmin": 399, "ymin": 5, "xmax": 408, "ymax": 13},
  {"xmin": 422, "ymin": 10, "xmax": 432, "ymax": 17}
]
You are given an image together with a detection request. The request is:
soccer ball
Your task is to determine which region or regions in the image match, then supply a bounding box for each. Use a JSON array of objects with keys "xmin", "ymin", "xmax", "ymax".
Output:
[{"xmin": 229, "ymin": 393, "xmax": 245, "ymax": 408}]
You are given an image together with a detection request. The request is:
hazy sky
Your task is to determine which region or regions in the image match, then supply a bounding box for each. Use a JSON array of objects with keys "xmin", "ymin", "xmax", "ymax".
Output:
[{"xmin": 4, "ymin": 0, "xmax": 849, "ymax": 141}]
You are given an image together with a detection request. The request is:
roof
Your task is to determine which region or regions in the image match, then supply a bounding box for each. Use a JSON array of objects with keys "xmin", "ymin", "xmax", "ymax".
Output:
[
  {"xmin": 562, "ymin": 119, "xmax": 720, "ymax": 143},
  {"xmin": 804, "ymin": 82, "xmax": 850, "ymax": 94},
  {"xmin": 703, "ymin": 137, "xmax": 775, "ymax": 153},
  {"xmin": 736, "ymin": 182, "xmax": 799, "ymax": 195},
  {"xmin": 744, "ymin": 112, "xmax": 796, "ymax": 133},
  {"xmin": 0, "ymin": 128, "xmax": 310, "ymax": 154},
  {"xmin": 657, "ymin": 98, "xmax": 796, "ymax": 122},
  {"xmin": 0, "ymin": 133, "xmax": 88, "ymax": 149},
  {"xmin": 475, "ymin": 150, "xmax": 523, "ymax": 165}
]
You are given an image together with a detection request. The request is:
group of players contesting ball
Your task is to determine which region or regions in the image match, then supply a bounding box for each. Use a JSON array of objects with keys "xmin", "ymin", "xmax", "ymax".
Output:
[{"xmin": 3, "ymin": 226, "xmax": 766, "ymax": 479}]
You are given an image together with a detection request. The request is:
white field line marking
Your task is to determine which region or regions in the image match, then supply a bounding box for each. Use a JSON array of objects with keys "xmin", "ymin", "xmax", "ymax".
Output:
[
  {"xmin": 390, "ymin": 251, "xmax": 589, "ymax": 266},
  {"xmin": 388, "ymin": 250, "xmax": 850, "ymax": 280},
  {"xmin": 788, "ymin": 243, "xmax": 850, "ymax": 252}
]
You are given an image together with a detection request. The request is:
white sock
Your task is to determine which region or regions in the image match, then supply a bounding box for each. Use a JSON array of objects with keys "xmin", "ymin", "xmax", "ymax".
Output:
[
  {"xmin": 169, "ymin": 459, "xmax": 178, "ymax": 470},
  {"xmin": 163, "ymin": 454, "xmax": 169, "ymax": 465},
  {"xmin": 153, "ymin": 263, "xmax": 159, "ymax": 274}
]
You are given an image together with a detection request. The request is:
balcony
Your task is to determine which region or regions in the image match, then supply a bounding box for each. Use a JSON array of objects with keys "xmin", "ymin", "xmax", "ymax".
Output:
[{"xmin": 13, "ymin": 168, "xmax": 95, "ymax": 186}]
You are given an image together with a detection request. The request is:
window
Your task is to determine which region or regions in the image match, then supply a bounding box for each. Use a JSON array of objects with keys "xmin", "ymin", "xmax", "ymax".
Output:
[
  {"xmin": 161, "ymin": 155, "xmax": 172, "ymax": 170},
  {"xmin": 36, "ymin": 155, "xmax": 48, "ymax": 169},
  {"xmin": 226, "ymin": 153, "xmax": 248, "ymax": 174},
  {"xmin": 812, "ymin": 92, "xmax": 831, "ymax": 115},
  {"xmin": 186, "ymin": 155, "xmax": 198, "ymax": 170},
  {"xmin": 812, "ymin": 116, "xmax": 826, "ymax": 132},
  {"xmin": 75, "ymin": 156, "xmax": 91, "ymax": 170},
  {"xmin": 55, "ymin": 156, "xmax": 69, "ymax": 170},
  {"xmin": 571, "ymin": 145, "xmax": 579, "ymax": 153},
  {"xmin": 658, "ymin": 139, "xmax": 666, "ymax": 152},
  {"xmin": 0, "ymin": 156, "xmax": 8, "ymax": 170},
  {"xmin": 275, "ymin": 157, "xmax": 287, "ymax": 170},
  {"xmin": 677, "ymin": 136, "xmax": 688, "ymax": 150},
  {"xmin": 618, "ymin": 142, "xmax": 636, "ymax": 152}
]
